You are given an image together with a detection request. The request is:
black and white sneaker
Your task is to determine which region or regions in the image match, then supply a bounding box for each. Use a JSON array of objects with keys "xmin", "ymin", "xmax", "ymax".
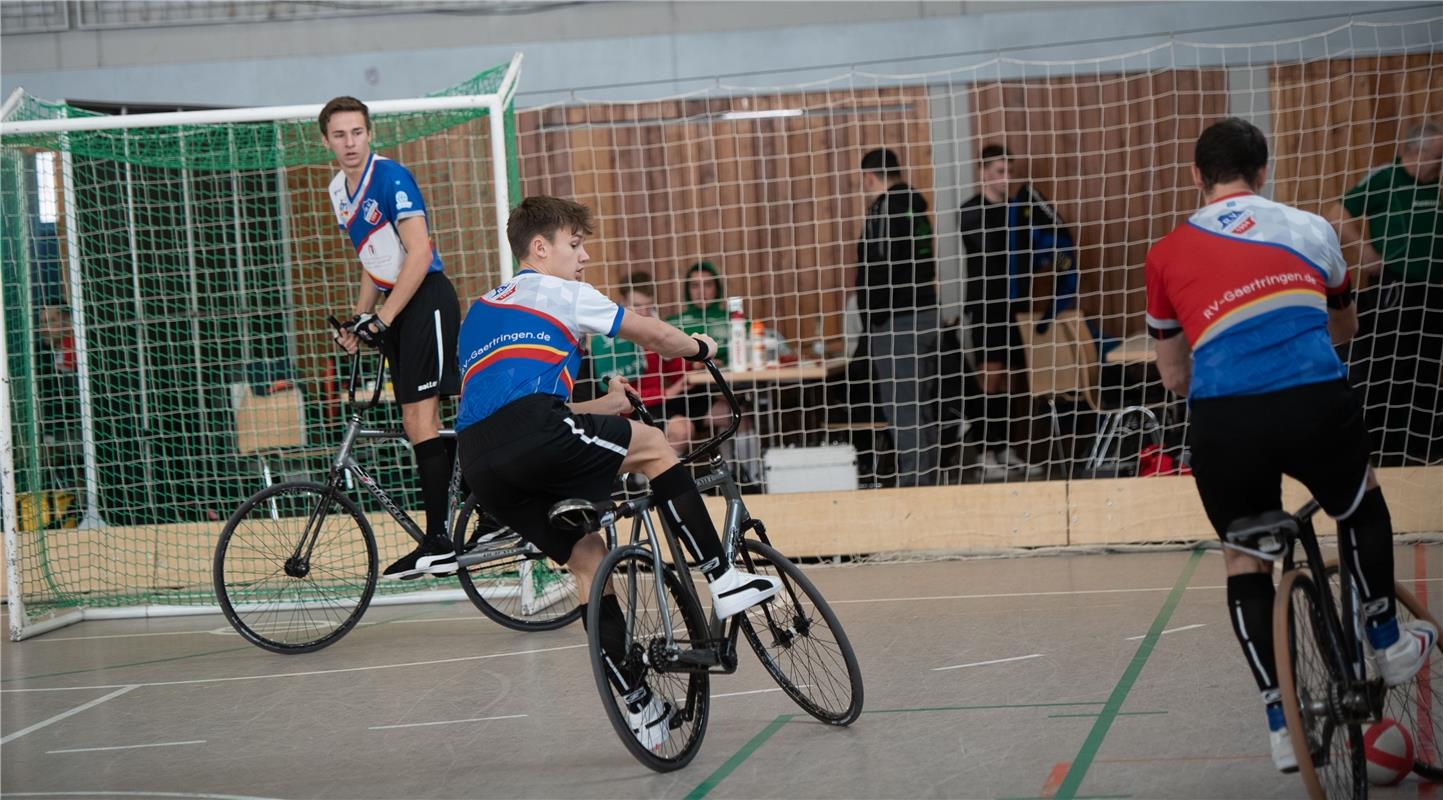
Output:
[
  {"xmin": 624, "ymin": 684, "xmax": 674, "ymax": 753},
  {"xmin": 382, "ymin": 536, "xmax": 457, "ymax": 581},
  {"xmin": 708, "ymin": 566, "xmax": 782, "ymax": 619}
]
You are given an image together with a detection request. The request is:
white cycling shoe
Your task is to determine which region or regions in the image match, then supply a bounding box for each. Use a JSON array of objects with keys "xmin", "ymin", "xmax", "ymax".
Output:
[{"xmin": 708, "ymin": 567, "xmax": 782, "ymax": 619}]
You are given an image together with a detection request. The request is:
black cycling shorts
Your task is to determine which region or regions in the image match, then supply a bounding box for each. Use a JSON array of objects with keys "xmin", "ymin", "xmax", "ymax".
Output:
[
  {"xmin": 458, "ymin": 394, "xmax": 632, "ymax": 564},
  {"xmin": 380, "ymin": 271, "xmax": 460, "ymax": 405},
  {"xmin": 1188, "ymin": 378, "xmax": 1374, "ymax": 538}
]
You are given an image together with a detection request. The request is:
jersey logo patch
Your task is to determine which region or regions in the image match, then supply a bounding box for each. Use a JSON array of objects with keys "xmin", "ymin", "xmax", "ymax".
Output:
[
  {"xmin": 362, "ymin": 199, "xmax": 382, "ymax": 225},
  {"xmin": 395, "ymin": 191, "xmax": 413, "ymax": 211}
]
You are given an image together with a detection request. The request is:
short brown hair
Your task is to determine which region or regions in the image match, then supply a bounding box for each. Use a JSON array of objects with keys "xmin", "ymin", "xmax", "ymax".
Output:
[
  {"xmin": 319, "ymin": 96, "xmax": 370, "ymax": 135},
  {"xmin": 507, "ymin": 196, "xmax": 595, "ymax": 260},
  {"xmin": 621, "ymin": 271, "xmax": 655, "ymax": 300}
]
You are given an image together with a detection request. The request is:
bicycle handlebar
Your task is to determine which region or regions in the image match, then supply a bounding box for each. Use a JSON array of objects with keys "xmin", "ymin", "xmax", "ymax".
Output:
[
  {"xmin": 327, "ymin": 316, "xmax": 387, "ymax": 412},
  {"xmin": 620, "ymin": 359, "xmax": 740, "ymax": 466}
]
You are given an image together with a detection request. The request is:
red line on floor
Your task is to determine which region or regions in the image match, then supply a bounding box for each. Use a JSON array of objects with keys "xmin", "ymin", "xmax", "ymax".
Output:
[{"xmin": 1041, "ymin": 762, "xmax": 1070, "ymax": 798}]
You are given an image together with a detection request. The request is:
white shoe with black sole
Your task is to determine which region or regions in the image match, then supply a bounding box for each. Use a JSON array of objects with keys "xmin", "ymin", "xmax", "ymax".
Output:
[{"xmin": 708, "ymin": 567, "xmax": 783, "ymax": 619}]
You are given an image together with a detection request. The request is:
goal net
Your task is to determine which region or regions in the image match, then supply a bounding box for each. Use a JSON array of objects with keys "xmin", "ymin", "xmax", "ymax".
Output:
[
  {"xmin": 518, "ymin": 17, "xmax": 1440, "ymax": 550},
  {"xmin": 2, "ymin": 56, "xmax": 522, "ymax": 639}
]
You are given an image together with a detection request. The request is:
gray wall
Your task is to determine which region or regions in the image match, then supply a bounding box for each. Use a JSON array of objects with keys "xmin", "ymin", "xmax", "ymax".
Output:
[{"xmin": 3, "ymin": 1, "xmax": 1435, "ymax": 109}]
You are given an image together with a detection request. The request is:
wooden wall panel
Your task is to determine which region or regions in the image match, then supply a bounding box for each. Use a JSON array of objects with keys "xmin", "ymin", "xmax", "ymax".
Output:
[
  {"xmin": 970, "ymin": 69, "xmax": 1230, "ymax": 338},
  {"xmin": 1270, "ymin": 54, "xmax": 1443, "ymax": 217},
  {"xmin": 515, "ymin": 87, "xmax": 935, "ymax": 349}
]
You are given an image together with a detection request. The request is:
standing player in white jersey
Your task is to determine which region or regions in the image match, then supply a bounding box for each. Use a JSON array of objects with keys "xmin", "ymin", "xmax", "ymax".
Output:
[
  {"xmin": 455, "ymin": 196, "xmax": 781, "ymax": 751},
  {"xmin": 321, "ymin": 96, "xmax": 462, "ymax": 580},
  {"xmin": 1145, "ymin": 117, "xmax": 1435, "ymax": 772}
]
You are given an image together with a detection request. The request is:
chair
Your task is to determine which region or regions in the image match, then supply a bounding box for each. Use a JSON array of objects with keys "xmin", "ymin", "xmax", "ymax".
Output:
[
  {"xmin": 1015, "ymin": 310, "xmax": 1161, "ymax": 477},
  {"xmin": 233, "ymin": 383, "xmax": 307, "ymax": 488}
]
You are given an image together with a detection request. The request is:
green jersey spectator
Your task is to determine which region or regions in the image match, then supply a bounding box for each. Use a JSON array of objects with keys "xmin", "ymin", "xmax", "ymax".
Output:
[{"xmin": 665, "ymin": 261, "xmax": 732, "ymax": 365}]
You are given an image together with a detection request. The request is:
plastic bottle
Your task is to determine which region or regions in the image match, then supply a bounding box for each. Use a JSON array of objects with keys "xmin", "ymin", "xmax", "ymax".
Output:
[
  {"xmin": 727, "ymin": 297, "xmax": 748, "ymax": 372},
  {"xmin": 750, "ymin": 320, "xmax": 766, "ymax": 370}
]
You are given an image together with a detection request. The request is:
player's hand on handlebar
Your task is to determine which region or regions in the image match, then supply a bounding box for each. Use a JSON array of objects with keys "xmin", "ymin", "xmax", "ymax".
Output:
[
  {"xmin": 684, "ymin": 333, "xmax": 718, "ymax": 363},
  {"xmin": 330, "ymin": 315, "xmax": 360, "ymax": 354},
  {"xmin": 604, "ymin": 375, "xmax": 637, "ymax": 416},
  {"xmin": 349, "ymin": 312, "xmax": 390, "ymax": 350}
]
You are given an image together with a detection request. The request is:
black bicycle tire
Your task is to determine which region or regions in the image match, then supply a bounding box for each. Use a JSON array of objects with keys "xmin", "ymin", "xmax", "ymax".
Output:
[
  {"xmin": 735, "ymin": 539, "xmax": 864, "ymax": 725},
  {"xmin": 1389, "ymin": 583, "xmax": 1443, "ymax": 781},
  {"xmin": 586, "ymin": 544, "xmax": 710, "ymax": 772},
  {"xmin": 1275, "ymin": 568, "xmax": 1368, "ymax": 800},
  {"xmin": 452, "ymin": 494, "xmax": 581, "ymax": 632},
  {"xmin": 213, "ymin": 480, "xmax": 377, "ymax": 654}
]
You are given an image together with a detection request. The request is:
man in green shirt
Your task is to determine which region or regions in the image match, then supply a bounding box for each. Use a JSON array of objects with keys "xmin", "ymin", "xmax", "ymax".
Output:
[{"xmin": 1327, "ymin": 121, "xmax": 1442, "ymax": 465}]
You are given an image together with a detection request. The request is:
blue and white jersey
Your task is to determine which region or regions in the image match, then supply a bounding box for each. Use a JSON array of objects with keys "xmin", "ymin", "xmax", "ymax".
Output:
[
  {"xmin": 328, "ymin": 153, "xmax": 443, "ymax": 292},
  {"xmin": 1145, "ymin": 193, "xmax": 1350, "ymax": 399},
  {"xmin": 455, "ymin": 270, "xmax": 625, "ymax": 432}
]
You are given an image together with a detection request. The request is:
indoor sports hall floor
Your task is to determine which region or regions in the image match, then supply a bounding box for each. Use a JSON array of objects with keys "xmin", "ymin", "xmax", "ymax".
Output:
[{"xmin": 4, "ymin": 544, "xmax": 1442, "ymax": 799}]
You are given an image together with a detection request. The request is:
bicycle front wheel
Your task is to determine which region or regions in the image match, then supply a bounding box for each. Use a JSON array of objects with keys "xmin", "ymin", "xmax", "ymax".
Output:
[
  {"xmin": 1387, "ymin": 583, "xmax": 1443, "ymax": 781},
  {"xmin": 735, "ymin": 539, "xmax": 863, "ymax": 725},
  {"xmin": 453, "ymin": 495, "xmax": 580, "ymax": 631},
  {"xmin": 1275, "ymin": 568, "xmax": 1367, "ymax": 800},
  {"xmin": 587, "ymin": 544, "xmax": 711, "ymax": 772},
  {"xmin": 213, "ymin": 481, "xmax": 377, "ymax": 654}
]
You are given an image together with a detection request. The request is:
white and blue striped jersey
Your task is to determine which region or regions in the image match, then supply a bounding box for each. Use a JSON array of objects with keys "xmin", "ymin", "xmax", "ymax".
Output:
[{"xmin": 328, "ymin": 153, "xmax": 443, "ymax": 292}]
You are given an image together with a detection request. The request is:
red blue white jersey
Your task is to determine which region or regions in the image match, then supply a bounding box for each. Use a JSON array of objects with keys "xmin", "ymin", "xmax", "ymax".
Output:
[
  {"xmin": 455, "ymin": 270, "xmax": 625, "ymax": 432},
  {"xmin": 328, "ymin": 153, "xmax": 443, "ymax": 292},
  {"xmin": 1145, "ymin": 192, "xmax": 1350, "ymax": 399}
]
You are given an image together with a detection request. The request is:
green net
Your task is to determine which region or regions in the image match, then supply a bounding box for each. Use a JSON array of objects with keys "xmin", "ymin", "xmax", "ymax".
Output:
[{"xmin": 2, "ymin": 61, "xmax": 518, "ymax": 629}]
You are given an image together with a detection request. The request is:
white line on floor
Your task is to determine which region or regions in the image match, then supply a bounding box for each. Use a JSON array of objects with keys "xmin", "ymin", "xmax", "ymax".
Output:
[
  {"xmin": 47, "ymin": 739, "xmax": 207, "ymax": 754},
  {"xmin": 0, "ymin": 685, "xmax": 138, "ymax": 744},
  {"xmin": 1, "ymin": 644, "xmax": 586, "ymax": 694},
  {"xmin": 1125, "ymin": 623, "xmax": 1207, "ymax": 641},
  {"xmin": 712, "ymin": 685, "xmax": 809, "ymax": 699},
  {"xmin": 932, "ymin": 653, "xmax": 1045, "ymax": 672},
  {"xmin": 6, "ymin": 785, "xmax": 281, "ymax": 791},
  {"xmin": 368, "ymin": 714, "xmax": 527, "ymax": 730}
]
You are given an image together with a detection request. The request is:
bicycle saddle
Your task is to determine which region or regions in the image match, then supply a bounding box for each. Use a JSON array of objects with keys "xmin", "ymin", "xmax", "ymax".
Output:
[
  {"xmin": 1224, "ymin": 510, "xmax": 1297, "ymax": 561},
  {"xmin": 549, "ymin": 498, "xmax": 611, "ymax": 534}
]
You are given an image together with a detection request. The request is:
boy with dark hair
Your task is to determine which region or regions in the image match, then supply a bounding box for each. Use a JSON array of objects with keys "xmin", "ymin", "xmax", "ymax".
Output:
[
  {"xmin": 456, "ymin": 196, "xmax": 780, "ymax": 752},
  {"xmin": 321, "ymin": 95, "xmax": 461, "ymax": 580},
  {"xmin": 1146, "ymin": 116, "xmax": 1434, "ymax": 772}
]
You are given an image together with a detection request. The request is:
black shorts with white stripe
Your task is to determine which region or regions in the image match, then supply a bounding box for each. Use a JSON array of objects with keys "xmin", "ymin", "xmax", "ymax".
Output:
[
  {"xmin": 458, "ymin": 394, "xmax": 632, "ymax": 564},
  {"xmin": 380, "ymin": 271, "xmax": 461, "ymax": 405}
]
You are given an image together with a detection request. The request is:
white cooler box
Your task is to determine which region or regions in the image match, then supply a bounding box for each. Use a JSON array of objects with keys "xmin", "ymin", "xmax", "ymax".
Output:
[{"xmin": 762, "ymin": 444, "xmax": 860, "ymax": 494}]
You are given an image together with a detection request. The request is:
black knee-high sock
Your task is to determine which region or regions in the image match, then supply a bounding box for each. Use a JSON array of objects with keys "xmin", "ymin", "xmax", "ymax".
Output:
[
  {"xmin": 1337, "ymin": 487, "xmax": 1397, "ymax": 629},
  {"xmin": 413, "ymin": 437, "xmax": 452, "ymax": 544},
  {"xmin": 650, "ymin": 463, "xmax": 728, "ymax": 580},
  {"xmin": 1228, "ymin": 572, "xmax": 1279, "ymax": 704},
  {"xmin": 581, "ymin": 594, "xmax": 636, "ymax": 692}
]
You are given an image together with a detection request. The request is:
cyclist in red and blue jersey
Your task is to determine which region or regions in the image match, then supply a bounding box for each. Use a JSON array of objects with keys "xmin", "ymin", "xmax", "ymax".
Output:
[
  {"xmin": 1145, "ymin": 117, "xmax": 1435, "ymax": 773},
  {"xmin": 321, "ymin": 96, "xmax": 461, "ymax": 580},
  {"xmin": 455, "ymin": 196, "xmax": 780, "ymax": 752}
]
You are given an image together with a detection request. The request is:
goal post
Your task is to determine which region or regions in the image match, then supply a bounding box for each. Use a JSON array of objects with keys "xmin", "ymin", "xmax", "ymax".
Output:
[{"xmin": 1, "ymin": 54, "xmax": 523, "ymax": 640}]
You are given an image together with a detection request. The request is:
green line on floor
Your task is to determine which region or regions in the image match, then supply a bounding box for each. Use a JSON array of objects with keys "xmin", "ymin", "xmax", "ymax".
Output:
[
  {"xmin": 686, "ymin": 714, "xmax": 794, "ymax": 800},
  {"xmin": 1053, "ymin": 546, "xmax": 1204, "ymax": 799},
  {"xmin": 1, "ymin": 645, "xmax": 256, "ymax": 683},
  {"xmin": 861, "ymin": 702, "xmax": 1106, "ymax": 714},
  {"xmin": 1047, "ymin": 711, "xmax": 1167, "ymax": 719}
]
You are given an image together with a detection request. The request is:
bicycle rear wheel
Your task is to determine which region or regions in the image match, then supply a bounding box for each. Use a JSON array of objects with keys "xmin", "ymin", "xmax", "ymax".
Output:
[
  {"xmin": 1275, "ymin": 568, "xmax": 1368, "ymax": 799},
  {"xmin": 453, "ymin": 495, "xmax": 580, "ymax": 631},
  {"xmin": 213, "ymin": 481, "xmax": 377, "ymax": 654},
  {"xmin": 1386, "ymin": 584, "xmax": 1443, "ymax": 781},
  {"xmin": 587, "ymin": 544, "xmax": 710, "ymax": 772},
  {"xmin": 735, "ymin": 539, "xmax": 863, "ymax": 725}
]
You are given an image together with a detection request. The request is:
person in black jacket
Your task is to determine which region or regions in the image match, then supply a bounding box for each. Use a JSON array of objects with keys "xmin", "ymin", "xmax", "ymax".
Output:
[
  {"xmin": 957, "ymin": 144, "xmax": 1056, "ymax": 478},
  {"xmin": 854, "ymin": 148, "xmax": 941, "ymax": 486}
]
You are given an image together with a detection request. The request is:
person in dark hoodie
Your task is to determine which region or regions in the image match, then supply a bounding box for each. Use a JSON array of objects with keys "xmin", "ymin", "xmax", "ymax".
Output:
[{"xmin": 855, "ymin": 147, "xmax": 941, "ymax": 487}]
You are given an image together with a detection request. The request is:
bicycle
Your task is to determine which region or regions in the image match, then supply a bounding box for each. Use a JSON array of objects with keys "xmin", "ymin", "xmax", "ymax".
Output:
[
  {"xmin": 213, "ymin": 334, "xmax": 586, "ymax": 654},
  {"xmin": 1230, "ymin": 500, "xmax": 1443, "ymax": 798},
  {"xmin": 551, "ymin": 359, "xmax": 864, "ymax": 772}
]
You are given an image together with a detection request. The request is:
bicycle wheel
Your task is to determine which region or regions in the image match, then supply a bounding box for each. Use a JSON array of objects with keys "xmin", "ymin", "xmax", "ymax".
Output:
[
  {"xmin": 1386, "ymin": 584, "xmax": 1443, "ymax": 781},
  {"xmin": 1275, "ymin": 569, "xmax": 1368, "ymax": 799},
  {"xmin": 453, "ymin": 494, "xmax": 580, "ymax": 631},
  {"xmin": 213, "ymin": 481, "xmax": 377, "ymax": 654},
  {"xmin": 587, "ymin": 544, "xmax": 710, "ymax": 772},
  {"xmin": 735, "ymin": 539, "xmax": 863, "ymax": 725}
]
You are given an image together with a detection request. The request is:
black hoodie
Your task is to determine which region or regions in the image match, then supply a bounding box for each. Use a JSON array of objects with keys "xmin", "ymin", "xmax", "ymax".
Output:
[{"xmin": 855, "ymin": 182, "xmax": 938, "ymax": 326}]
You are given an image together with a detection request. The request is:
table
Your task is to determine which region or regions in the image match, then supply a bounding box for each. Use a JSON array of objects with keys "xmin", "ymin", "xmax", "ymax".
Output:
[
  {"xmin": 1105, "ymin": 333, "xmax": 1156, "ymax": 364},
  {"xmin": 683, "ymin": 358, "xmax": 849, "ymax": 448}
]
